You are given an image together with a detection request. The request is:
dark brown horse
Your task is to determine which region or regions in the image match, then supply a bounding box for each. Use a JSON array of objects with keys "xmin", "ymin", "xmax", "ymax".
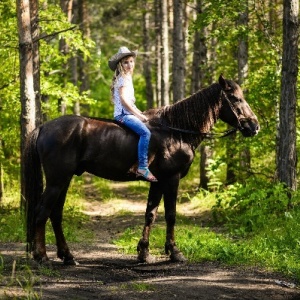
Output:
[{"xmin": 24, "ymin": 75, "xmax": 259, "ymax": 265}]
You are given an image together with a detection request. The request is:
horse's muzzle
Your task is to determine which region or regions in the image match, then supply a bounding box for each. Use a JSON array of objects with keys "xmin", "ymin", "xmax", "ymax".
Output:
[{"xmin": 239, "ymin": 119, "xmax": 260, "ymax": 137}]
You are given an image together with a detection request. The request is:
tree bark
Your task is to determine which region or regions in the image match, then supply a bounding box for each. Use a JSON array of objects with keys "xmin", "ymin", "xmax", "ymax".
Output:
[
  {"xmin": 72, "ymin": 0, "xmax": 80, "ymax": 115},
  {"xmin": 30, "ymin": 0, "xmax": 42, "ymax": 126},
  {"xmin": 161, "ymin": 0, "xmax": 170, "ymax": 106},
  {"xmin": 191, "ymin": 0, "xmax": 207, "ymax": 91},
  {"xmin": 59, "ymin": 0, "xmax": 73, "ymax": 115},
  {"xmin": 172, "ymin": 0, "xmax": 185, "ymax": 102},
  {"xmin": 143, "ymin": 0, "xmax": 154, "ymax": 109},
  {"xmin": 276, "ymin": 0, "xmax": 298, "ymax": 192},
  {"xmin": 17, "ymin": 0, "xmax": 37, "ymax": 208},
  {"xmin": 237, "ymin": 0, "xmax": 250, "ymax": 180},
  {"xmin": 191, "ymin": 0, "xmax": 212, "ymax": 190},
  {"xmin": 78, "ymin": 0, "xmax": 90, "ymax": 115},
  {"xmin": 155, "ymin": 0, "xmax": 162, "ymax": 107}
]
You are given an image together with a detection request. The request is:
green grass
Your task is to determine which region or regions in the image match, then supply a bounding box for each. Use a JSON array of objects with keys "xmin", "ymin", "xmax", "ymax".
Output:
[
  {"xmin": 0, "ymin": 178, "xmax": 92, "ymax": 244},
  {"xmin": 2, "ymin": 158, "xmax": 300, "ymax": 283},
  {"xmin": 0, "ymin": 178, "xmax": 91, "ymax": 299},
  {"xmin": 121, "ymin": 282, "xmax": 156, "ymax": 292},
  {"xmin": 114, "ymin": 213, "xmax": 300, "ymax": 280},
  {"xmin": 114, "ymin": 179, "xmax": 300, "ymax": 282}
]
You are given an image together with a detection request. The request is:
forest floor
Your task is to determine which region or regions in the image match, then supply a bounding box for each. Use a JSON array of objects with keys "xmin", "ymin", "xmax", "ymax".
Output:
[{"xmin": 1, "ymin": 181, "xmax": 300, "ymax": 300}]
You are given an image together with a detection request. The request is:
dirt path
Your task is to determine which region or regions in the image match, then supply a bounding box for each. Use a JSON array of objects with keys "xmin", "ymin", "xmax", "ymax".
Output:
[{"xmin": 1, "ymin": 182, "xmax": 300, "ymax": 299}]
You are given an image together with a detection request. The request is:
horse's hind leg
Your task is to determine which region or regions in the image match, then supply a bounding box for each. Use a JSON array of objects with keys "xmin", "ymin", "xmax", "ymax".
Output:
[
  {"xmin": 163, "ymin": 176, "xmax": 187, "ymax": 262},
  {"xmin": 33, "ymin": 184, "xmax": 64, "ymax": 263},
  {"xmin": 137, "ymin": 182, "xmax": 162, "ymax": 263},
  {"xmin": 50, "ymin": 179, "xmax": 77, "ymax": 265}
]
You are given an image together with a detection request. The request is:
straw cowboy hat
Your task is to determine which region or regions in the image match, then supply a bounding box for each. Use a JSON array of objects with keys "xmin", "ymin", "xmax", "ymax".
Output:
[{"xmin": 108, "ymin": 46, "xmax": 137, "ymax": 71}]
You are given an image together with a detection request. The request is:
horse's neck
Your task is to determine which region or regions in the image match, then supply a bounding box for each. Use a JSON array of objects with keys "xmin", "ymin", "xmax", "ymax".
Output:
[{"xmin": 163, "ymin": 83, "xmax": 222, "ymax": 132}]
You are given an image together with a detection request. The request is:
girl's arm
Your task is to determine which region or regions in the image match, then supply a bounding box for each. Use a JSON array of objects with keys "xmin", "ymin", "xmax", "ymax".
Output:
[{"xmin": 119, "ymin": 86, "xmax": 148, "ymax": 122}]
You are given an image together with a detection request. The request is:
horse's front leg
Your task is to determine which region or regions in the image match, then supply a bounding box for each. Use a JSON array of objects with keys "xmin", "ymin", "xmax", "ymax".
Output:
[
  {"xmin": 137, "ymin": 182, "xmax": 162, "ymax": 263},
  {"xmin": 164, "ymin": 175, "xmax": 187, "ymax": 262}
]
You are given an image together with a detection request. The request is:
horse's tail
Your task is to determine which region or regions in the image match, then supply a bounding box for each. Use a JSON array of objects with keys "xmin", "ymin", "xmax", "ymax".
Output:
[{"xmin": 24, "ymin": 126, "xmax": 43, "ymax": 253}]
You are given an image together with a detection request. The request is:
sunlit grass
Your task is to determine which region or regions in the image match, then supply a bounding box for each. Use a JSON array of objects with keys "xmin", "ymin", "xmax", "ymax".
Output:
[
  {"xmin": 0, "ymin": 177, "xmax": 92, "ymax": 244},
  {"xmin": 2, "ymin": 156, "xmax": 300, "ymax": 283},
  {"xmin": 114, "ymin": 180, "xmax": 300, "ymax": 281}
]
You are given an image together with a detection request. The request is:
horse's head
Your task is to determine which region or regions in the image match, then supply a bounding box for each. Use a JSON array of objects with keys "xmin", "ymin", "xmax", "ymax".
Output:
[{"xmin": 218, "ymin": 75, "xmax": 260, "ymax": 137}]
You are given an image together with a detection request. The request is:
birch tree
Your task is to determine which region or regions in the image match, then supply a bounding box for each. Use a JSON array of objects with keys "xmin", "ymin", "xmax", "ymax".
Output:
[
  {"xmin": 237, "ymin": 0, "xmax": 250, "ymax": 180},
  {"xmin": 16, "ymin": 0, "xmax": 41, "ymax": 207}
]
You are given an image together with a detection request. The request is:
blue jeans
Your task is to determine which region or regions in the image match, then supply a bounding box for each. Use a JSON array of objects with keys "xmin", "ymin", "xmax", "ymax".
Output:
[{"xmin": 115, "ymin": 114, "xmax": 151, "ymax": 168}]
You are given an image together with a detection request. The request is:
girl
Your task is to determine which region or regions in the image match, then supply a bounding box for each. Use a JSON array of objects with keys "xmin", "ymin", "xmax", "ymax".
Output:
[{"xmin": 109, "ymin": 46, "xmax": 157, "ymax": 182}]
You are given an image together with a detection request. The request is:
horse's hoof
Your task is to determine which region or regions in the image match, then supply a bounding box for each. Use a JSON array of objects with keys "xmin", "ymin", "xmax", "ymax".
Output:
[
  {"xmin": 137, "ymin": 248, "xmax": 156, "ymax": 264},
  {"xmin": 64, "ymin": 258, "xmax": 79, "ymax": 266},
  {"xmin": 170, "ymin": 251, "xmax": 187, "ymax": 262}
]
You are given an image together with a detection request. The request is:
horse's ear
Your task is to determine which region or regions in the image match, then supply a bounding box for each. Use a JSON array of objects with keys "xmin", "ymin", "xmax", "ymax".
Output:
[{"xmin": 219, "ymin": 74, "xmax": 229, "ymax": 90}]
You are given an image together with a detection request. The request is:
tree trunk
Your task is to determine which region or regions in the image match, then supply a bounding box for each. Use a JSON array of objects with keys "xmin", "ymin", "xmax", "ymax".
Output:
[
  {"xmin": 143, "ymin": 0, "xmax": 154, "ymax": 109},
  {"xmin": 199, "ymin": 144, "xmax": 213, "ymax": 190},
  {"xmin": 161, "ymin": 0, "xmax": 170, "ymax": 106},
  {"xmin": 276, "ymin": 0, "xmax": 298, "ymax": 193},
  {"xmin": 78, "ymin": 0, "xmax": 90, "ymax": 93},
  {"xmin": 59, "ymin": 0, "xmax": 73, "ymax": 115},
  {"xmin": 71, "ymin": 0, "xmax": 80, "ymax": 115},
  {"xmin": 191, "ymin": 0, "xmax": 212, "ymax": 190},
  {"xmin": 237, "ymin": 0, "xmax": 250, "ymax": 180},
  {"xmin": 226, "ymin": 131, "xmax": 237, "ymax": 184},
  {"xmin": 30, "ymin": 0, "xmax": 42, "ymax": 126},
  {"xmin": 78, "ymin": 0, "xmax": 90, "ymax": 115},
  {"xmin": 172, "ymin": 0, "xmax": 185, "ymax": 102},
  {"xmin": 190, "ymin": 0, "xmax": 207, "ymax": 94},
  {"xmin": 155, "ymin": 0, "xmax": 162, "ymax": 107},
  {"xmin": 17, "ymin": 0, "xmax": 37, "ymax": 208}
]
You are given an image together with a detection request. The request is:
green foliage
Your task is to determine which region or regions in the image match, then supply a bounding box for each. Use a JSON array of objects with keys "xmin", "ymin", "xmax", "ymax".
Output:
[
  {"xmin": 0, "ymin": 178, "xmax": 91, "ymax": 244},
  {"xmin": 0, "ymin": 0, "xmax": 21, "ymax": 182},
  {"xmin": 115, "ymin": 172, "xmax": 300, "ymax": 280},
  {"xmin": 45, "ymin": 181, "xmax": 92, "ymax": 244},
  {"xmin": 190, "ymin": 0, "xmax": 283, "ymax": 182},
  {"xmin": 212, "ymin": 179, "xmax": 292, "ymax": 234}
]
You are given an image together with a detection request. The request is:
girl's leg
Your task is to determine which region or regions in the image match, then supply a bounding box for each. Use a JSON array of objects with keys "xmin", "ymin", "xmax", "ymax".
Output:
[
  {"xmin": 116, "ymin": 114, "xmax": 157, "ymax": 181},
  {"xmin": 119, "ymin": 114, "xmax": 150, "ymax": 168}
]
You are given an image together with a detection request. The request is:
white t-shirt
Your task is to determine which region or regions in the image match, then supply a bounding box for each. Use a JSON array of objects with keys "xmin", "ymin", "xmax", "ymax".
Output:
[{"xmin": 113, "ymin": 74, "xmax": 137, "ymax": 118}]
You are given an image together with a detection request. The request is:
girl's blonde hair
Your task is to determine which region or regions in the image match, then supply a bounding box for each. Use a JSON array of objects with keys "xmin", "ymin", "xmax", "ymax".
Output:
[{"xmin": 110, "ymin": 56, "xmax": 134, "ymax": 101}]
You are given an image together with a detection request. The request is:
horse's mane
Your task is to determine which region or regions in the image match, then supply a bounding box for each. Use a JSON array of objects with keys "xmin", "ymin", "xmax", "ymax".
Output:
[{"xmin": 159, "ymin": 83, "xmax": 222, "ymax": 133}]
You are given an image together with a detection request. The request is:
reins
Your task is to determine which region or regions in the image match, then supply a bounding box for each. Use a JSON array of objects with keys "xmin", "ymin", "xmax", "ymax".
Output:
[{"xmin": 149, "ymin": 120, "xmax": 237, "ymax": 138}]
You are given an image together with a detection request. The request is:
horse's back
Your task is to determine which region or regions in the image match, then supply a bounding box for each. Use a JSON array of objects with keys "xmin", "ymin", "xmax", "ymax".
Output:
[{"xmin": 36, "ymin": 115, "xmax": 139, "ymax": 181}]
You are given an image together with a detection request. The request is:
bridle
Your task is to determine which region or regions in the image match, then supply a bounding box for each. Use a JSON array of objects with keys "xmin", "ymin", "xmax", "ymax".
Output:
[
  {"xmin": 150, "ymin": 89, "xmax": 244, "ymax": 139},
  {"xmin": 220, "ymin": 89, "xmax": 245, "ymax": 132}
]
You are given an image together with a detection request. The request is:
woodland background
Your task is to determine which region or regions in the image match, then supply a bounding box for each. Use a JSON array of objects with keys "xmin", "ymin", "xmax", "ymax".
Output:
[
  {"xmin": 1, "ymin": 0, "xmax": 298, "ymax": 197},
  {"xmin": 0, "ymin": 0, "xmax": 300, "ymax": 280},
  {"xmin": 0, "ymin": 0, "xmax": 300, "ymax": 288}
]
